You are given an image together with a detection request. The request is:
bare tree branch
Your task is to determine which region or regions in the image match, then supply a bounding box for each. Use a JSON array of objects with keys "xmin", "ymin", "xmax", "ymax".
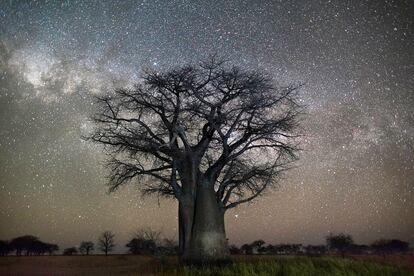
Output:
[{"xmin": 87, "ymin": 57, "xmax": 302, "ymax": 207}]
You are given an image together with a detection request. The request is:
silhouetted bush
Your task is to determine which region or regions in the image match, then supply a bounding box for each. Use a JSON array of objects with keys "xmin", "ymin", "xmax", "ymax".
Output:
[
  {"xmin": 239, "ymin": 242, "xmax": 304, "ymax": 255},
  {"xmin": 241, "ymin": 244, "xmax": 253, "ymax": 255},
  {"xmin": 229, "ymin": 245, "xmax": 242, "ymax": 255},
  {"xmin": 274, "ymin": 244, "xmax": 303, "ymax": 255},
  {"xmin": 371, "ymin": 239, "xmax": 410, "ymax": 255},
  {"xmin": 126, "ymin": 228, "xmax": 177, "ymax": 255},
  {"xmin": 127, "ymin": 238, "xmax": 156, "ymax": 254},
  {"xmin": 304, "ymin": 245, "xmax": 326, "ymax": 256},
  {"xmin": 63, "ymin": 247, "xmax": 78, "ymax": 255},
  {"xmin": 326, "ymin": 233, "xmax": 353, "ymax": 256},
  {"xmin": 156, "ymin": 239, "xmax": 179, "ymax": 255},
  {"xmin": 347, "ymin": 244, "xmax": 369, "ymax": 255}
]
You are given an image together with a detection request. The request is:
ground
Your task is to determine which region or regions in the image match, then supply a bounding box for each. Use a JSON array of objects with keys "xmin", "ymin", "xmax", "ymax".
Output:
[{"xmin": 0, "ymin": 254, "xmax": 413, "ymax": 275}]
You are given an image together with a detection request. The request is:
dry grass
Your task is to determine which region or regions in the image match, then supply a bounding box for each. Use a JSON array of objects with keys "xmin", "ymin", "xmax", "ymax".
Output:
[
  {"xmin": 165, "ymin": 257, "xmax": 413, "ymax": 276},
  {"xmin": 0, "ymin": 255, "xmax": 178, "ymax": 275},
  {"xmin": 349, "ymin": 254, "xmax": 414, "ymax": 270},
  {"xmin": 0, "ymin": 254, "xmax": 412, "ymax": 275}
]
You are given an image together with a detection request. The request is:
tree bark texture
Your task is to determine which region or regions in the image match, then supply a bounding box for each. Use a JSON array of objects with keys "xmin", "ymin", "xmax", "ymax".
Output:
[{"xmin": 181, "ymin": 182, "xmax": 230, "ymax": 264}]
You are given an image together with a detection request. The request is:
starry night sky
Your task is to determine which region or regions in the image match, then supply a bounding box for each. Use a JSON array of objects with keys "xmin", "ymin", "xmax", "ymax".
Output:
[{"xmin": 0, "ymin": 0, "xmax": 413, "ymax": 252}]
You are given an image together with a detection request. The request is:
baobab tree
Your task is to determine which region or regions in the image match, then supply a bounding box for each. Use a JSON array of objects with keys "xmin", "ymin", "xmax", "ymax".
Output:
[{"xmin": 88, "ymin": 57, "xmax": 301, "ymax": 263}]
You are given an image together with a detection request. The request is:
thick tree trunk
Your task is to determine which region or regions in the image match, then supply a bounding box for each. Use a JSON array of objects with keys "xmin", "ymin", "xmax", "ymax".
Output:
[
  {"xmin": 177, "ymin": 157, "xmax": 198, "ymax": 260},
  {"xmin": 178, "ymin": 197, "xmax": 195, "ymax": 257},
  {"xmin": 183, "ymin": 183, "xmax": 230, "ymax": 264}
]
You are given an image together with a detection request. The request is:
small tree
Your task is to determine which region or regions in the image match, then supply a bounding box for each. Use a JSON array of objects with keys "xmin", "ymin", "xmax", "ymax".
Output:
[
  {"xmin": 326, "ymin": 233, "xmax": 353, "ymax": 256},
  {"xmin": 63, "ymin": 247, "xmax": 78, "ymax": 255},
  {"xmin": 79, "ymin": 241, "xmax": 94, "ymax": 255},
  {"xmin": 98, "ymin": 231, "xmax": 115, "ymax": 256},
  {"xmin": 9, "ymin": 235, "xmax": 40, "ymax": 256}
]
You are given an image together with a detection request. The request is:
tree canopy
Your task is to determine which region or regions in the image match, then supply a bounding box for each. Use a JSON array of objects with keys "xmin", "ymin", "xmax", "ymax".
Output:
[{"xmin": 89, "ymin": 57, "xmax": 301, "ymax": 209}]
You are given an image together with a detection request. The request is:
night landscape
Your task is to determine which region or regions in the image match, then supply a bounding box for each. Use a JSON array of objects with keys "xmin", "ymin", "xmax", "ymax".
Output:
[{"xmin": 0, "ymin": 1, "xmax": 413, "ymax": 275}]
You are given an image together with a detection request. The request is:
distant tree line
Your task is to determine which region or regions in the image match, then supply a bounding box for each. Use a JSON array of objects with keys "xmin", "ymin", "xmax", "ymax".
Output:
[
  {"xmin": 228, "ymin": 233, "xmax": 410, "ymax": 257},
  {"xmin": 62, "ymin": 231, "xmax": 116, "ymax": 256},
  {"xmin": 0, "ymin": 232, "xmax": 410, "ymax": 257},
  {"xmin": 60, "ymin": 228, "xmax": 178, "ymax": 256},
  {"xmin": 0, "ymin": 231, "xmax": 115, "ymax": 257},
  {"xmin": 0, "ymin": 236, "xmax": 58, "ymax": 256},
  {"xmin": 235, "ymin": 241, "xmax": 309, "ymax": 255},
  {"xmin": 325, "ymin": 233, "xmax": 410, "ymax": 257}
]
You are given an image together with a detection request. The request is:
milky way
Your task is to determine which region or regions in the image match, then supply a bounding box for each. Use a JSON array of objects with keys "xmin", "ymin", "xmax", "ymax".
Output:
[{"xmin": 0, "ymin": 0, "xmax": 413, "ymax": 252}]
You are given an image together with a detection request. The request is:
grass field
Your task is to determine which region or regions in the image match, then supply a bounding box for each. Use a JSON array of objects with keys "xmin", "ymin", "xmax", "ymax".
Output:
[
  {"xmin": 0, "ymin": 255, "xmax": 412, "ymax": 275},
  {"xmin": 166, "ymin": 257, "xmax": 414, "ymax": 276}
]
